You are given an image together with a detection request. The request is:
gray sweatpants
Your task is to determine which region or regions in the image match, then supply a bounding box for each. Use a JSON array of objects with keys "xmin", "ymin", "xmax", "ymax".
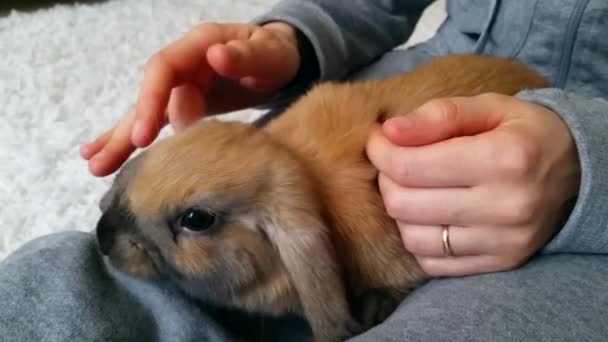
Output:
[
  {"xmin": 2, "ymin": 42, "xmax": 608, "ymax": 342},
  {"xmin": 1, "ymin": 231, "xmax": 607, "ymax": 342}
]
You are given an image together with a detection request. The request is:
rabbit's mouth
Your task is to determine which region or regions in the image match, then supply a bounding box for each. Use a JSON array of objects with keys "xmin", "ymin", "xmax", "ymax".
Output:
[
  {"xmin": 95, "ymin": 197, "xmax": 162, "ymax": 280},
  {"xmin": 129, "ymin": 239, "xmax": 144, "ymax": 250},
  {"xmin": 101, "ymin": 231, "xmax": 163, "ymax": 280}
]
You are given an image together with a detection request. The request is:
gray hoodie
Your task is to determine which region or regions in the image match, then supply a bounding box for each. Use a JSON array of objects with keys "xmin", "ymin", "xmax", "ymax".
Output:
[{"xmin": 254, "ymin": 0, "xmax": 608, "ymax": 255}]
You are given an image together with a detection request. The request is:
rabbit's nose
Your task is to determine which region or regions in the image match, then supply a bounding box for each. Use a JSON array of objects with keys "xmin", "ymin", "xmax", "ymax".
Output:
[
  {"xmin": 95, "ymin": 202, "xmax": 135, "ymax": 256},
  {"xmin": 96, "ymin": 211, "xmax": 117, "ymax": 256}
]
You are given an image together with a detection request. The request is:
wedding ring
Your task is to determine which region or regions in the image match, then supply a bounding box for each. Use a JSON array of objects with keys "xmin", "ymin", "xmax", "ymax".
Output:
[{"xmin": 442, "ymin": 225, "xmax": 454, "ymax": 257}]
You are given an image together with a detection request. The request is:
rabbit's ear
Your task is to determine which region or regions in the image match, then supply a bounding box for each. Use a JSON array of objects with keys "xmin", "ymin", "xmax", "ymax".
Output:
[{"xmin": 264, "ymin": 209, "xmax": 359, "ymax": 341}]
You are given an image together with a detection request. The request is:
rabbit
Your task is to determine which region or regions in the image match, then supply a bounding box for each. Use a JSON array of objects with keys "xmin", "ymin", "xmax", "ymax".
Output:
[{"xmin": 96, "ymin": 54, "xmax": 548, "ymax": 342}]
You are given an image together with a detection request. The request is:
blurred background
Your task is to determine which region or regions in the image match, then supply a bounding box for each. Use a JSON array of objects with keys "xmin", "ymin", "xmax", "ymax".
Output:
[{"xmin": 1, "ymin": 0, "xmax": 104, "ymax": 14}]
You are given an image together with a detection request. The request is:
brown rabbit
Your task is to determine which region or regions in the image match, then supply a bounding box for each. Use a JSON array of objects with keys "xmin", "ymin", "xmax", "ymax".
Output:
[{"xmin": 96, "ymin": 54, "xmax": 548, "ymax": 341}]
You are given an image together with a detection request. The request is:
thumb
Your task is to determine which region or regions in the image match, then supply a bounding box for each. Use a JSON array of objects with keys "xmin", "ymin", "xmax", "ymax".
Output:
[
  {"xmin": 207, "ymin": 34, "xmax": 299, "ymax": 91},
  {"xmin": 382, "ymin": 94, "xmax": 509, "ymax": 147}
]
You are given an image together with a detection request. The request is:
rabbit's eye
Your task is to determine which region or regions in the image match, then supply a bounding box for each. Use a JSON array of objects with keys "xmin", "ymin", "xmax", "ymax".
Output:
[{"xmin": 179, "ymin": 209, "xmax": 217, "ymax": 232}]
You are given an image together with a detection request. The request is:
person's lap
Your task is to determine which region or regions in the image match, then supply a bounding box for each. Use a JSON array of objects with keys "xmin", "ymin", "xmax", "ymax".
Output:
[
  {"xmin": 0, "ymin": 231, "xmax": 247, "ymax": 342},
  {"xmin": 352, "ymin": 253, "xmax": 608, "ymax": 342},
  {"xmin": 2, "ymin": 231, "xmax": 607, "ymax": 342}
]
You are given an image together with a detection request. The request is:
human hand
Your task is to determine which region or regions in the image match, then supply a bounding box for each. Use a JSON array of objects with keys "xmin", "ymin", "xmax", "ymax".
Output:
[
  {"xmin": 366, "ymin": 93, "xmax": 581, "ymax": 277},
  {"xmin": 81, "ymin": 22, "xmax": 300, "ymax": 177}
]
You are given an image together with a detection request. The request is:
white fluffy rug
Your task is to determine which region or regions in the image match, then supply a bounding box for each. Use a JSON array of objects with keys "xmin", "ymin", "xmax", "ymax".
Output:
[{"xmin": 0, "ymin": 0, "xmax": 445, "ymax": 260}]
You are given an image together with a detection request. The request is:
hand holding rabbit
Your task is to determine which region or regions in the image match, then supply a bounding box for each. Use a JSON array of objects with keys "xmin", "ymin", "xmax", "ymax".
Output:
[{"xmin": 367, "ymin": 94, "xmax": 580, "ymax": 277}]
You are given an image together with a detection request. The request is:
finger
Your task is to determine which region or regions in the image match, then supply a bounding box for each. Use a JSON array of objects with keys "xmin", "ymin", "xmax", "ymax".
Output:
[
  {"xmin": 133, "ymin": 24, "xmax": 248, "ymax": 147},
  {"xmin": 379, "ymin": 174, "xmax": 475, "ymax": 225},
  {"xmin": 238, "ymin": 76, "xmax": 275, "ymax": 91},
  {"xmin": 383, "ymin": 94, "xmax": 511, "ymax": 147},
  {"xmin": 81, "ymin": 127, "xmax": 114, "ymax": 160},
  {"xmin": 167, "ymin": 83, "xmax": 206, "ymax": 132},
  {"xmin": 398, "ymin": 223, "xmax": 505, "ymax": 257},
  {"xmin": 380, "ymin": 172, "xmax": 546, "ymax": 227},
  {"xmin": 133, "ymin": 49, "xmax": 178, "ymax": 148},
  {"xmin": 378, "ymin": 174, "xmax": 521, "ymax": 225},
  {"xmin": 88, "ymin": 114, "xmax": 137, "ymax": 177},
  {"xmin": 416, "ymin": 254, "xmax": 524, "ymax": 277},
  {"xmin": 367, "ymin": 126, "xmax": 501, "ymax": 187},
  {"xmin": 209, "ymin": 37, "xmax": 297, "ymax": 85}
]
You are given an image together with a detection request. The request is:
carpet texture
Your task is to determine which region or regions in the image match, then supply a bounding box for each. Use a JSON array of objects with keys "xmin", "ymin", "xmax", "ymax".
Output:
[{"xmin": 0, "ymin": 0, "xmax": 445, "ymax": 260}]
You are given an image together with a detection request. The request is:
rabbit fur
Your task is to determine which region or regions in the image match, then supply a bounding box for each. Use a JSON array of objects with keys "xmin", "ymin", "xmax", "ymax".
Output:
[{"xmin": 96, "ymin": 54, "xmax": 548, "ymax": 341}]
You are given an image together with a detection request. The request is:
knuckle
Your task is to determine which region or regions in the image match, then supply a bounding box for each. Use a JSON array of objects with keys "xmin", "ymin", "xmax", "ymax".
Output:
[
  {"xmin": 423, "ymin": 98, "xmax": 459, "ymax": 124},
  {"xmin": 234, "ymin": 40, "xmax": 254, "ymax": 56},
  {"xmin": 484, "ymin": 235, "xmax": 502, "ymax": 253},
  {"xmin": 258, "ymin": 25, "xmax": 278, "ymax": 39},
  {"xmin": 503, "ymin": 188, "xmax": 543, "ymax": 224},
  {"xmin": 511, "ymin": 230, "xmax": 540, "ymax": 255},
  {"xmin": 478, "ymin": 92, "xmax": 508, "ymax": 104},
  {"xmin": 497, "ymin": 254, "xmax": 528, "ymax": 271},
  {"xmin": 495, "ymin": 231, "xmax": 538, "ymax": 270},
  {"xmin": 495, "ymin": 138, "xmax": 540, "ymax": 178},
  {"xmin": 416, "ymin": 258, "xmax": 440, "ymax": 276},
  {"xmin": 423, "ymin": 269, "xmax": 443, "ymax": 278},
  {"xmin": 145, "ymin": 52, "xmax": 165, "ymax": 71},
  {"xmin": 400, "ymin": 228, "xmax": 423, "ymax": 254},
  {"xmin": 389, "ymin": 154, "xmax": 415, "ymax": 184},
  {"xmin": 383, "ymin": 188, "xmax": 405, "ymax": 219}
]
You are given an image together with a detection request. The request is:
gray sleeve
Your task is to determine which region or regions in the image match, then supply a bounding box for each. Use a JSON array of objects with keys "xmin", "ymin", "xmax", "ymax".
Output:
[
  {"xmin": 516, "ymin": 88, "xmax": 608, "ymax": 254},
  {"xmin": 251, "ymin": 0, "xmax": 432, "ymax": 107}
]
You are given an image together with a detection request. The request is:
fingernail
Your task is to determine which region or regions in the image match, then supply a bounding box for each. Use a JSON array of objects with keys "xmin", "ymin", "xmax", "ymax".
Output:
[
  {"xmin": 88, "ymin": 159, "xmax": 105, "ymax": 177},
  {"xmin": 90, "ymin": 152, "xmax": 105, "ymax": 164},
  {"xmin": 80, "ymin": 145, "xmax": 91, "ymax": 159},
  {"xmin": 132, "ymin": 120, "xmax": 144, "ymax": 145}
]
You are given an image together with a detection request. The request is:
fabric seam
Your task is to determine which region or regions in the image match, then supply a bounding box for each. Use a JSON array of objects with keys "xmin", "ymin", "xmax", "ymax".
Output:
[
  {"xmin": 510, "ymin": 0, "xmax": 540, "ymax": 58},
  {"xmin": 555, "ymin": 0, "xmax": 591, "ymax": 88}
]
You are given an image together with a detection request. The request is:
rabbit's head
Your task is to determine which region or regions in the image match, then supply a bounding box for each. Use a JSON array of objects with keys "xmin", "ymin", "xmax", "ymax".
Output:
[{"xmin": 96, "ymin": 119, "xmax": 355, "ymax": 337}]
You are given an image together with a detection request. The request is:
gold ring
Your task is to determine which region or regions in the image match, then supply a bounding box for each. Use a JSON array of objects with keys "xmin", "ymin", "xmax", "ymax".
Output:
[{"xmin": 442, "ymin": 224, "xmax": 454, "ymax": 257}]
